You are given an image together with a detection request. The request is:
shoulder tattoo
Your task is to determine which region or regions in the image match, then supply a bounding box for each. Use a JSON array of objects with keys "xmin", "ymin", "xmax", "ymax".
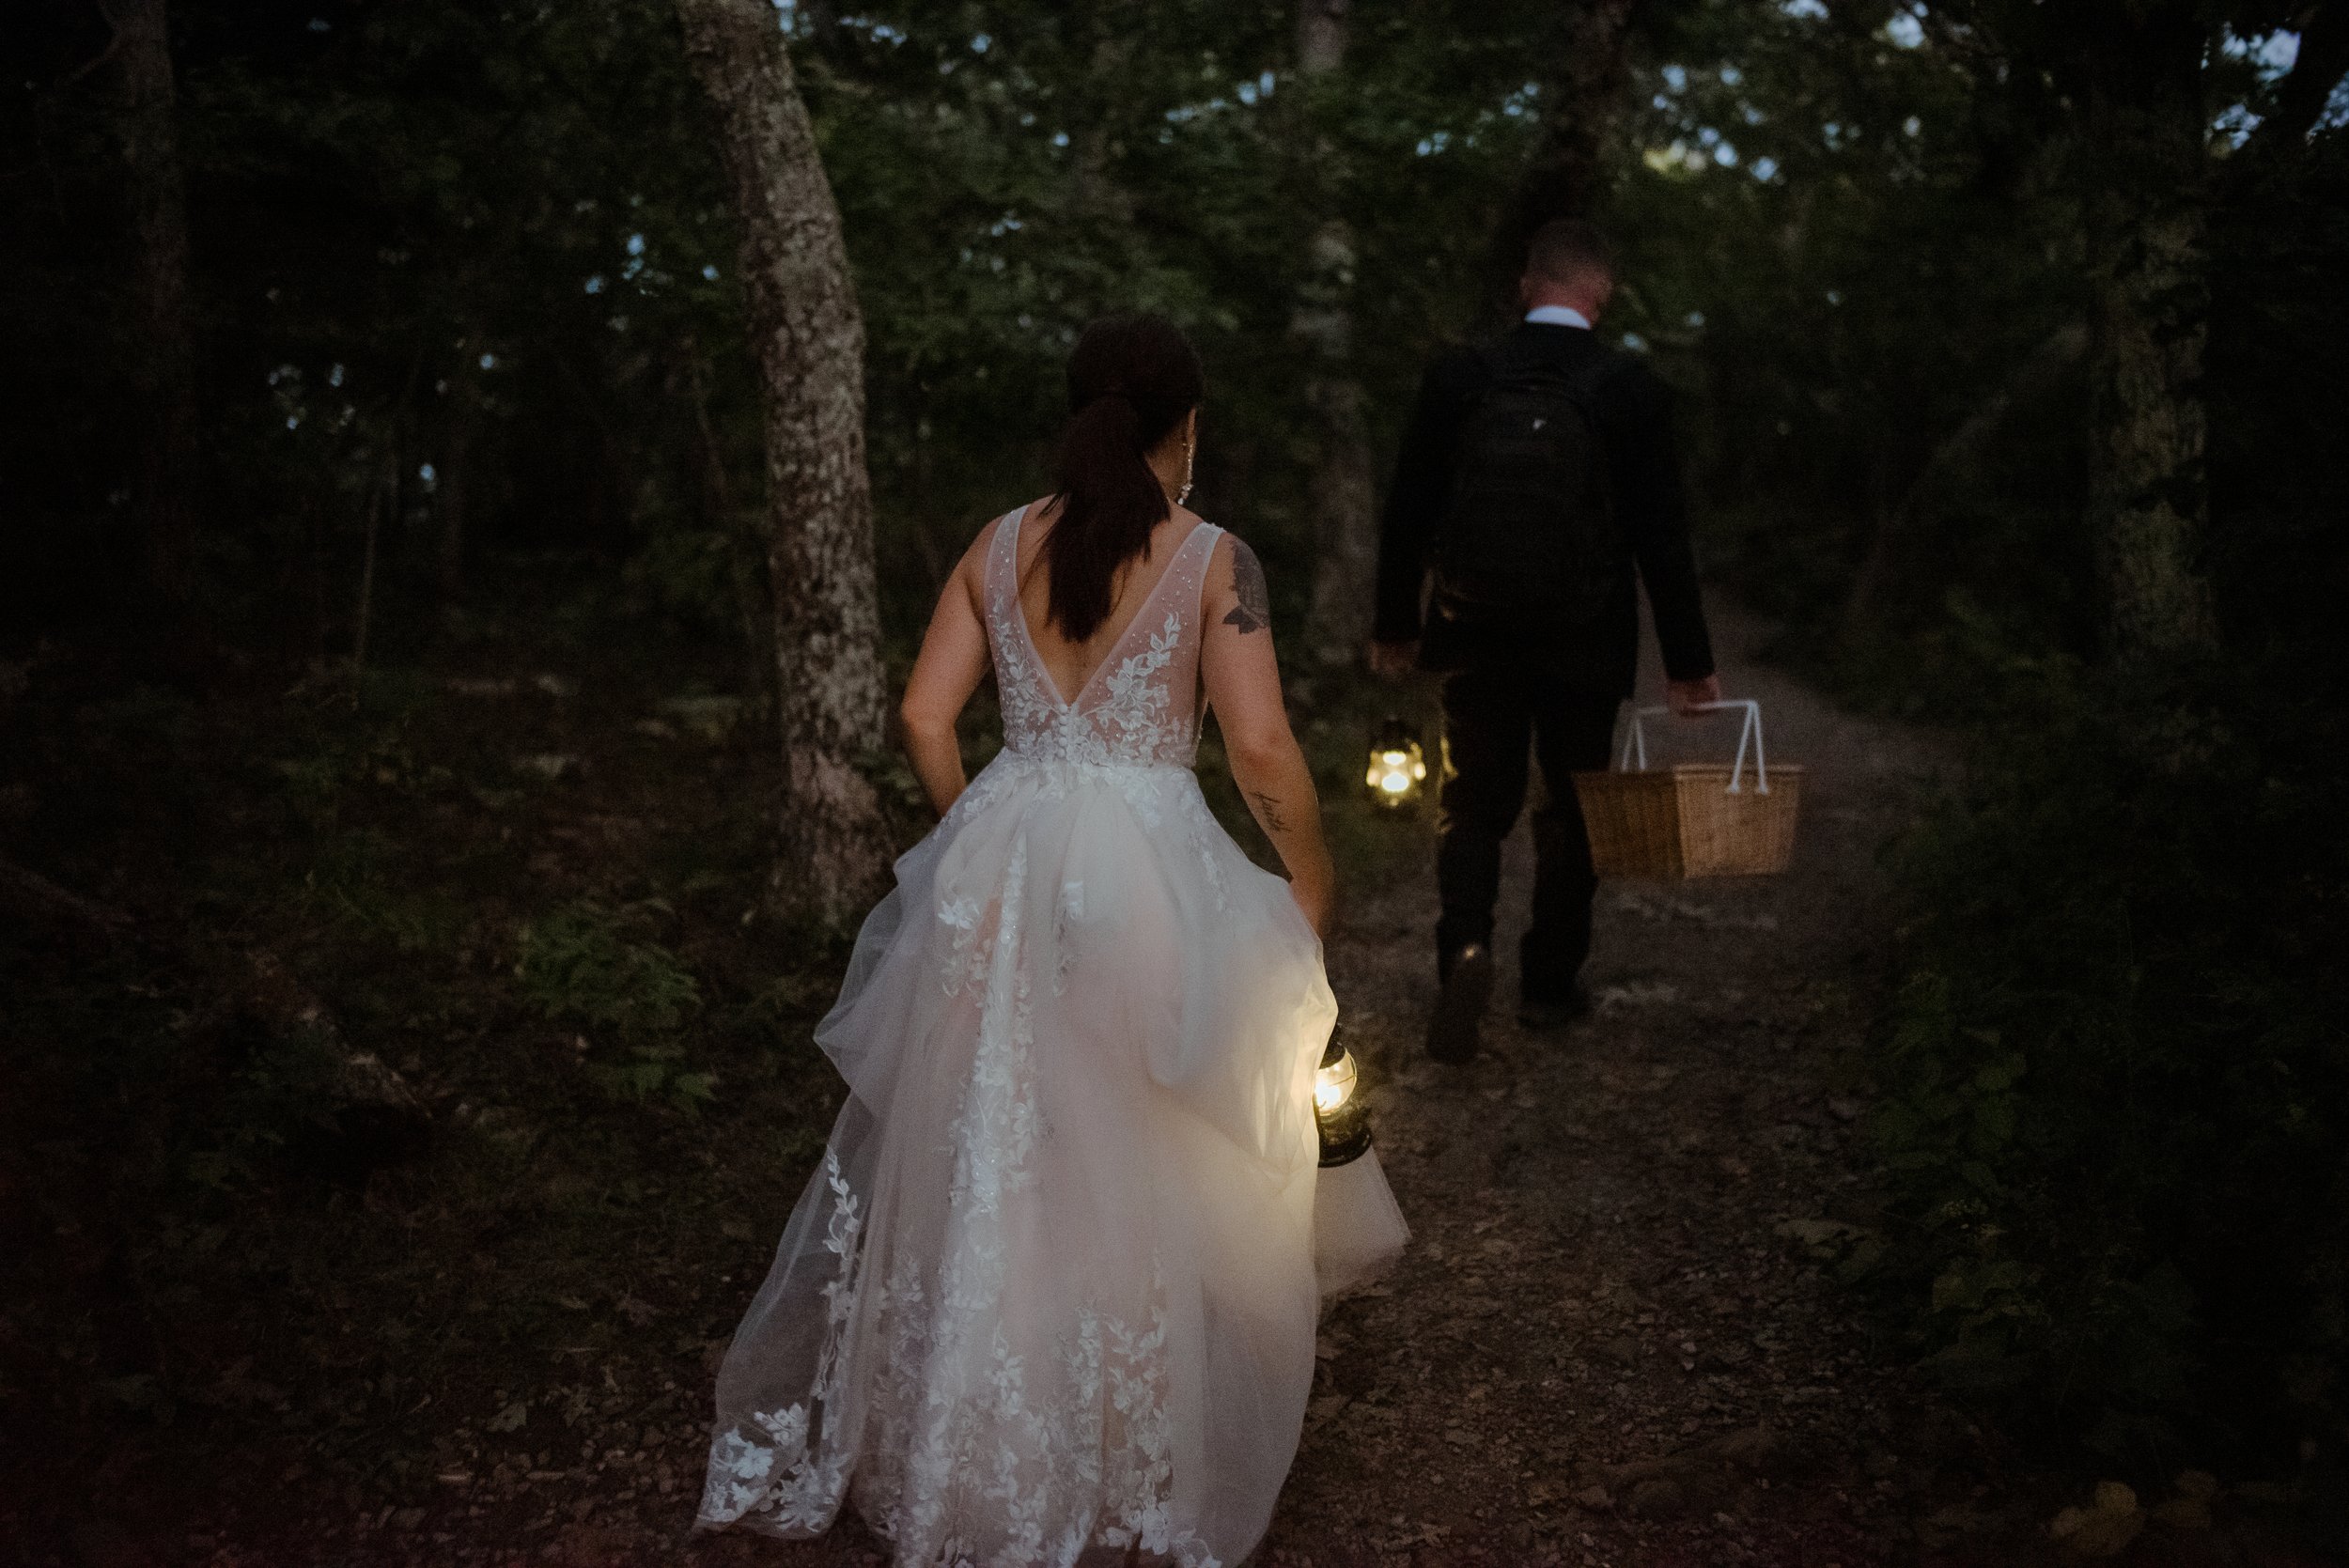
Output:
[{"xmin": 1223, "ymin": 538, "xmax": 1270, "ymax": 635}]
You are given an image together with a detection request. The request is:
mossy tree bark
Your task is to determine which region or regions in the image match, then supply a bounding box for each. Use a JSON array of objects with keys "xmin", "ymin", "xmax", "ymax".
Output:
[
  {"xmin": 2080, "ymin": 1, "xmax": 2219, "ymax": 660},
  {"xmin": 672, "ymin": 0, "xmax": 891, "ymax": 922}
]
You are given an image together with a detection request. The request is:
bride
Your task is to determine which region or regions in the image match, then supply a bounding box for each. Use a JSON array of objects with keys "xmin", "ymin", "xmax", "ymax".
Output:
[{"xmin": 693, "ymin": 313, "xmax": 1408, "ymax": 1566}]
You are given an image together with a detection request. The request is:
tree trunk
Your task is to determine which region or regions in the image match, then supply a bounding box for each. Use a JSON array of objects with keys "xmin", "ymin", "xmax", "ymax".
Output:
[
  {"xmin": 2253, "ymin": 2, "xmax": 2349, "ymax": 151},
  {"xmin": 1069, "ymin": 7, "xmax": 1142, "ymax": 248},
  {"xmin": 106, "ymin": 0, "xmax": 201, "ymax": 603},
  {"xmin": 350, "ymin": 447, "xmax": 390, "ymax": 691},
  {"xmin": 672, "ymin": 0, "xmax": 891, "ymax": 922},
  {"xmin": 436, "ymin": 368, "xmax": 474, "ymax": 601},
  {"xmin": 682, "ymin": 334, "xmax": 777, "ymax": 717},
  {"xmin": 1521, "ymin": 0, "xmax": 1635, "ymax": 223},
  {"xmin": 2080, "ymin": 1, "xmax": 2219, "ymax": 660},
  {"xmin": 1489, "ymin": 0, "xmax": 1635, "ymax": 314},
  {"xmin": 1293, "ymin": 0, "xmax": 1378, "ymax": 667},
  {"xmin": 1843, "ymin": 322, "xmax": 2089, "ymax": 633}
]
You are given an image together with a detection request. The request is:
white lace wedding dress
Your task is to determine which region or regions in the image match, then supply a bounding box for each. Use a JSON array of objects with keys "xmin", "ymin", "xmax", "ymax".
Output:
[{"xmin": 693, "ymin": 506, "xmax": 1409, "ymax": 1566}]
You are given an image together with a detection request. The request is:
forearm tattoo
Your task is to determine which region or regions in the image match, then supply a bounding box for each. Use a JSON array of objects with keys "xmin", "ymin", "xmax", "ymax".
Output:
[
  {"xmin": 1248, "ymin": 788, "xmax": 1289, "ymax": 833},
  {"xmin": 1223, "ymin": 539, "xmax": 1270, "ymax": 634}
]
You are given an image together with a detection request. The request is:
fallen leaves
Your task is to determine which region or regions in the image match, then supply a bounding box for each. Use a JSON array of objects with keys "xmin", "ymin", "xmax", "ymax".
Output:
[
  {"xmin": 1773, "ymin": 1217, "xmax": 1875, "ymax": 1257},
  {"xmin": 656, "ymin": 694, "xmax": 743, "ymax": 742},
  {"xmin": 2049, "ymin": 1481, "xmax": 2142, "ymax": 1557},
  {"xmin": 1595, "ymin": 980, "xmax": 1682, "ymax": 1013}
]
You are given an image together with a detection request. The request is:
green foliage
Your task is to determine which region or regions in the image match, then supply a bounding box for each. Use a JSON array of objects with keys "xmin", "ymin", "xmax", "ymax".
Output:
[
  {"xmin": 1619, "ymin": 3, "xmax": 2093, "ymax": 680},
  {"xmin": 1581, "ymin": 5, "xmax": 2349, "ymax": 1468},
  {"xmin": 801, "ymin": 0, "xmax": 1568, "ymax": 636},
  {"xmin": 182, "ymin": 1014, "xmax": 368, "ymax": 1195},
  {"xmin": 513, "ymin": 900, "xmax": 701, "ymax": 1039},
  {"xmin": 511, "ymin": 904, "xmax": 720, "ymax": 1114},
  {"xmin": 305, "ymin": 829, "xmax": 470, "ymax": 955},
  {"xmin": 620, "ymin": 528, "xmax": 753, "ymax": 635},
  {"xmin": 583, "ymin": 1042, "xmax": 718, "ymax": 1116},
  {"xmin": 1871, "ymin": 665, "xmax": 2349, "ymax": 1458}
]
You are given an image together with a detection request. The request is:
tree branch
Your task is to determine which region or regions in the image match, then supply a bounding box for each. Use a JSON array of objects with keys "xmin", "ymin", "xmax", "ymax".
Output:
[
  {"xmin": 2259, "ymin": 2, "xmax": 2349, "ymax": 149},
  {"xmin": 0, "ymin": 856, "xmax": 134, "ymax": 955},
  {"xmin": 1843, "ymin": 322, "xmax": 2089, "ymax": 633},
  {"xmin": 59, "ymin": 18, "xmax": 127, "ymax": 89}
]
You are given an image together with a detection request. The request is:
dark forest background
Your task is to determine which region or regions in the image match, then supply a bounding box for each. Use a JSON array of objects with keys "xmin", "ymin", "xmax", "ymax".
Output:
[{"xmin": 4, "ymin": 0, "xmax": 2346, "ymax": 1556}]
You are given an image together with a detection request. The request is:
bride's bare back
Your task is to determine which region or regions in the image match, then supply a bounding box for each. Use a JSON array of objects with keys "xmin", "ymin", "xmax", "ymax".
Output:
[{"xmin": 1010, "ymin": 494, "xmax": 1204, "ymax": 706}]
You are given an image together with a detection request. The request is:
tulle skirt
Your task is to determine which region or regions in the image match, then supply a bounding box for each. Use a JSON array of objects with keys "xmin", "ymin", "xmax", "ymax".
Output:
[{"xmin": 693, "ymin": 752, "xmax": 1408, "ymax": 1566}]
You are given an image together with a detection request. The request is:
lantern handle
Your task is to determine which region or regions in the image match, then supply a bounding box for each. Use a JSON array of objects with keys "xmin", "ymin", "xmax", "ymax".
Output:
[{"xmin": 1618, "ymin": 699, "xmax": 1769, "ymax": 795}]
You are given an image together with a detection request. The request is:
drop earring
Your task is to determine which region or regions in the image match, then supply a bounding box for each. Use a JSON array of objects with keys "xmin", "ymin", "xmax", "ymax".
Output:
[{"xmin": 1176, "ymin": 437, "xmax": 1194, "ymax": 505}]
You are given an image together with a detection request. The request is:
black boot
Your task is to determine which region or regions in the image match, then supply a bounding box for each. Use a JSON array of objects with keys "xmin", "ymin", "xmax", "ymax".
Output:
[{"xmin": 1425, "ymin": 941, "xmax": 1495, "ymax": 1063}]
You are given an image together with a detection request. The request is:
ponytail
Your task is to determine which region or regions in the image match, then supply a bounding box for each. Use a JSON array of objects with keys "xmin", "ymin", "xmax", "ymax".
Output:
[{"xmin": 1043, "ymin": 315, "xmax": 1205, "ymax": 643}]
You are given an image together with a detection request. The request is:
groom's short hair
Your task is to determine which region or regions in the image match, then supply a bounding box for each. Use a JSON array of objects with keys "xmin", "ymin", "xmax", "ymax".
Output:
[{"xmin": 1526, "ymin": 218, "xmax": 1615, "ymax": 286}]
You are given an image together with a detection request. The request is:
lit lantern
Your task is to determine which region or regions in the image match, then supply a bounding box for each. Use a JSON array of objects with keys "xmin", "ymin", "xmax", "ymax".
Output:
[
  {"xmin": 1315, "ymin": 1024, "xmax": 1371, "ymax": 1167},
  {"xmin": 1363, "ymin": 718, "xmax": 1428, "ymax": 809}
]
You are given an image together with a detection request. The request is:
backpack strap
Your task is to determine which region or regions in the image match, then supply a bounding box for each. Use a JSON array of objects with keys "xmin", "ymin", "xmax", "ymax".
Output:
[{"xmin": 1473, "ymin": 334, "xmax": 1623, "ymax": 400}]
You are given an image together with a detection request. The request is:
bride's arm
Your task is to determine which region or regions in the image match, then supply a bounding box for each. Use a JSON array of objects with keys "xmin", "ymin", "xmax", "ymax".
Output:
[
  {"xmin": 1199, "ymin": 533, "xmax": 1337, "ymax": 939},
  {"xmin": 898, "ymin": 525, "xmax": 995, "ymax": 816}
]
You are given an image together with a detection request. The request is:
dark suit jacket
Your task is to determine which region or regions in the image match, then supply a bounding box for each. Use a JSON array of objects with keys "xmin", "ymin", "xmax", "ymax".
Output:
[{"xmin": 1372, "ymin": 321, "xmax": 1715, "ymax": 698}]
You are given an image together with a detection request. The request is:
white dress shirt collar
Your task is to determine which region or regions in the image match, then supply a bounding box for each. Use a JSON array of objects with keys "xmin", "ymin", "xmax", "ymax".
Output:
[{"xmin": 1523, "ymin": 304, "xmax": 1593, "ymax": 330}]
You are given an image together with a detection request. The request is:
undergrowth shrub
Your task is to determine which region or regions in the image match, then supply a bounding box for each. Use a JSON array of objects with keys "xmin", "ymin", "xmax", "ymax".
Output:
[
  {"xmin": 513, "ymin": 901, "xmax": 712, "ymax": 1112},
  {"xmin": 1873, "ymin": 660, "xmax": 2349, "ymax": 1464},
  {"xmin": 182, "ymin": 1017, "xmax": 359, "ymax": 1194}
]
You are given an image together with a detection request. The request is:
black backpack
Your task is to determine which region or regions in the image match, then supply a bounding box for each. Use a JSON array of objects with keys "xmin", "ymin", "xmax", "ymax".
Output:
[{"xmin": 1429, "ymin": 343, "xmax": 1629, "ymax": 619}]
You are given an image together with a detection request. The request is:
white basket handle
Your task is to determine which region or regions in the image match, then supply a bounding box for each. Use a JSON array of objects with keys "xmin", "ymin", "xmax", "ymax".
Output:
[{"xmin": 1616, "ymin": 698, "xmax": 1770, "ymax": 796}]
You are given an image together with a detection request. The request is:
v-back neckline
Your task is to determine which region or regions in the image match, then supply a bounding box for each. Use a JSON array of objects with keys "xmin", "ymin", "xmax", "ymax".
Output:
[{"xmin": 1006, "ymin": 503, "xmax": 1211, "ymax": 712}]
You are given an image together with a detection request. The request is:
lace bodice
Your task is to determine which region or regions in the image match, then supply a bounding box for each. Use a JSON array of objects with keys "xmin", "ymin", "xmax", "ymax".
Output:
[{"xmin": 986, "ymin": 504, "xmax": 1221, "ymax": 770}]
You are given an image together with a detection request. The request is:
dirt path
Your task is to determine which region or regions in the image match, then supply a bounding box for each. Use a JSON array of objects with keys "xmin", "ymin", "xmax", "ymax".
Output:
[{"xmin": 1261, "ymin": 607, "xmax": 1975, "ymax": 1567}]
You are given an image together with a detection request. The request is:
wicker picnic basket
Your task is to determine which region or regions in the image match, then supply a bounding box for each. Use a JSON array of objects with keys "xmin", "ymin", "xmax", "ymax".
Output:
[{"xmin": 1571, "ymin": 699, "xmax": 1802, "ymax": 878}]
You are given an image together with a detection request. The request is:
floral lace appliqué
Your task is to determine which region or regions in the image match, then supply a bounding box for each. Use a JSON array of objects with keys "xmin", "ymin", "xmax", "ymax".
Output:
[{"xmin": 698, "ymin": 1148, "xmax": 863, "ymax": 1529}]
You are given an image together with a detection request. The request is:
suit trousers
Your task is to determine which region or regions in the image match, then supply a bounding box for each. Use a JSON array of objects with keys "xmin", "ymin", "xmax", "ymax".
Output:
[{"xmin": 1433, "ymin": 663, "xmax": 1623, "ymax": 1001}]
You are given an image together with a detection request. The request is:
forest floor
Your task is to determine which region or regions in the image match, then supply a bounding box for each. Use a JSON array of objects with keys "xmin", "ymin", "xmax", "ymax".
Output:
[{"xmin": 11, "ymin": 602, "xmax": 2332, "ymax": 1568}]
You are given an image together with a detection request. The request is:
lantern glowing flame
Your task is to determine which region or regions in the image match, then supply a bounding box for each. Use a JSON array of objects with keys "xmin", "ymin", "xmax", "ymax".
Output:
[
  {"xmin": 1364, "ymin": 720, "xmax": 1428, "ymax": 809},
  {"xmin": 1314, "ymin": 1046, "xmax": 1358, "ymax": 1114},
  {"xmin": 1315, "ymin": 1026, "xmax": 1371, "ymax": 1167}
]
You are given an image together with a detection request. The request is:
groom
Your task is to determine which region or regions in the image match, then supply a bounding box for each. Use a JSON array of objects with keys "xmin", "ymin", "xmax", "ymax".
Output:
[{"xmin": 1369, "ymin": 218, "xmax": 1719, "ymax": 1063}]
